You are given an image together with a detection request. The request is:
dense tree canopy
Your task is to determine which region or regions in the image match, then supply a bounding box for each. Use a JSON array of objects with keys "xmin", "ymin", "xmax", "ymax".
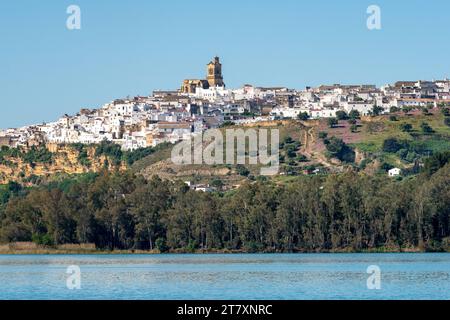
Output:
[{"xmin": 1, "ymin": 161, "xmax": 449, "ymax": 252}]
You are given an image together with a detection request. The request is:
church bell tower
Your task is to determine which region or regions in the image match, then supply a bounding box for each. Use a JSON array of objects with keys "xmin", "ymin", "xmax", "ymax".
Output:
[{"xmin": 206, "ymin": 56, "xmax": 225, "ymax": 88}]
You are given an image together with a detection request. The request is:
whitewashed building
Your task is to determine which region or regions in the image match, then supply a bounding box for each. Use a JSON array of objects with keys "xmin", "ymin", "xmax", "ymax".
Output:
[{"xmin": 388, "ymin": 168, "xmax": 402, "ymax": 177}]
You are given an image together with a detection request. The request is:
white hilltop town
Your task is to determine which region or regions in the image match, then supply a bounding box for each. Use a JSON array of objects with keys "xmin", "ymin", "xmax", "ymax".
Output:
[{"xmin": 1, "ymin": 56, "xmax": 450, "ymax": 151}]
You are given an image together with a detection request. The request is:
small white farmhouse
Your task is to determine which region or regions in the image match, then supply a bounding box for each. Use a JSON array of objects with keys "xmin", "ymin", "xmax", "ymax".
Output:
[{"xmin": 388, "ymin": 168, "xmax": 402, "ymax": 177}]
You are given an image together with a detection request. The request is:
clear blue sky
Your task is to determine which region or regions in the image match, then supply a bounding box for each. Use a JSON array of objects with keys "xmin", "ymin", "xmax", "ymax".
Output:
[{"xmin": 1, "ymin": 0, "xmax": 449, "ymax": 129}]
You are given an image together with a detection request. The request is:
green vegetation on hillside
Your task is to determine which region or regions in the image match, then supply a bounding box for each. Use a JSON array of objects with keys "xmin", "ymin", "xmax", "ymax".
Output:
[
  {"xmin": 352, "ymin": 111, "xmax": 450, "ymax": 169},
  {"xmin": 0, "ymin": 145, "xmax": 53, "ymax": 166},
  {"xmin": 1, "ymin": 153, "xmax": 449, "ymax": 252},
  {"xmin": 93, "ymin": 141, "xmax": 172, "ymax": 167},
  {"xmin": 324, "ymin": 137, "xmax": 355, "ymax": 163}
]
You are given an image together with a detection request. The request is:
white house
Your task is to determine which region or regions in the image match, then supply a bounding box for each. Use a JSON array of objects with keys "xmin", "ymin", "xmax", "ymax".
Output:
[
  {"xmin": 309, "ymin": 107, "xmax": 339, "ymax": 119},
  {"xmin": 232, "ymin": 85, "xmax": 256, "ymax": 100},
  {"xmin": 195, "ymin": 86, "xmax": 232, "ymax": 102},
  {"xmin": 343, "ymin": 101, "xmax": 374, "ymax": 116},
  {"xmin": 388, "ymin": 168, "xmax": 401, "ymax": 177},
  {"xmin": 270, "ymin": 106, "xmax": 302, "ymax": 119}
]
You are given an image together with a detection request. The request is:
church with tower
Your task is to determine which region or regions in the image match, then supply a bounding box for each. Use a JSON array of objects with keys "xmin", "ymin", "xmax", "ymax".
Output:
[{"xmin": 181, "ymin": 56, "xmax": 225, "ymax": 94}]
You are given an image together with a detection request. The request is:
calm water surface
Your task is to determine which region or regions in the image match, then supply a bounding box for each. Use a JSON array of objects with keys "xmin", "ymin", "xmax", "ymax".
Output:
[{"xmin": 0, "ymin": 253, "xmax": 449, "ymax": 300}]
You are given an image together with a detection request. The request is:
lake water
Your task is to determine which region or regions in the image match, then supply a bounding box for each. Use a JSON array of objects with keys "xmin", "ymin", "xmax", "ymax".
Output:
[{"xmin": 1, "ymin": 253, "xmax": 449, "ymax": 300}]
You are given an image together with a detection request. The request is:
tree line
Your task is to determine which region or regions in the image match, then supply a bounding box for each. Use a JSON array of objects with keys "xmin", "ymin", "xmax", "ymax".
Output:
[{"xmin": 0, "ymin": 153, "xmax": 449, "ymax": 252}]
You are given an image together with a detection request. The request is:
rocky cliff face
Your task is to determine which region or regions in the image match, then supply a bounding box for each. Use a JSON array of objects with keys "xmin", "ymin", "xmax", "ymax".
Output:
[{"xmin": 0, "ymin": 144, "xmax": 126, "ymax": 185}]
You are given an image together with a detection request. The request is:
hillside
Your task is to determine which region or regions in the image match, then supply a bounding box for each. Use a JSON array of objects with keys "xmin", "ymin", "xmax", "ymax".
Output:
[
  {"xmin": 136, "ymin": 121, "xmax": 310, "ymax": 188},
  {"xmin": 0, "ymin": 143, "xmax": 130, "ymax": 185},
  {"xmin": 0, "ymin": 108, "xmax": 449, "ymax": 187},
  {"xmin": 0, "ymin": 110, "xmax": 449, "ymax": 253},
  {"xmin": 134, "ymin": 109, "xmax": 450, "ymax": 187}
]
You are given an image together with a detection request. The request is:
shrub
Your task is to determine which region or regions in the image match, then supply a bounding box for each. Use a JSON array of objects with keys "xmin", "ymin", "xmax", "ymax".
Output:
[
  {"xmin": 445, "ymin": 117, "xmax": 450, "ymax": 127},
  {"xmin": 442, "ymin": 237, "xmax": 450, "ymax": 252},
  {"xmin": 155, "ymin": 238, "xmax": 169, "ymax": 253},
  {"xmin": 400, "ymin": 123, "xmax": 413, "ymax": 132},
  {"xmin": 420, "ymin": 122, "xmax": 433, "ymax": 134},
  {"xmin": 327, "ymin": 117, "xmax": 338, "ymax": 128},
  {"xmin": 402, "ymin": 106, "xmax": 413, "ymax": 114},
  {"xmin": 359, "ymin": 158, "xmax": 371, "ymax": 170},
  {"xmin": 441, "ymin": 108, "xmax": 450, "ymax": 117},
  {"xmin": 422, "ymin": 151, "xmax": 450, "ymax": 176},
  {"xmin": 380, "ymin": 162, "xmax": 394, "ymax": 172},
  {"xmin": 336, "ymin": 111, "xmax": 348, "ymax": 120},
  {"xmin": 283, "ymin": 136, "xmax": 294, "ymax": 145},
  {"xmin": 349, "ymin": 110, "xmax": 360, "ymax": 119},
  {"xmin": 297, "ymin": 112, "xmax": 310, "ymax": 121},
  {"xmin": 123, "ymin": 147, "xmax": 156, "ymax": 166},
  {"xmin": 95, "ymin": 141, "xmax": 123, "ymax": 165},
  {"xmin": 32, "ymin": 234, "xmax": 54, "ymax": 247},
  {"xmin": 396, "ymin": 148, "xmax": 408, "ymax": 159},
  {"xmin": 186, "ymin": 239, "xmax": 197, "ymax": 253},
  {"xmin": 22, "ymin": 146, "xmax": 53, "ymax": 164},
  {"xmin": 325, "ymin": 137, "xmax": 355, "ymax": 163},
  {"xmin": 425, "ymin": 240, "xmax": 444, "ymax": 252},
  {"xmin": 318, "ymin": 132, "xmax": 328, "ymax": 140},
  {"xmin": 285, "ymin": 145, "xmax": 298, "ymax": 158},
  {"xmin": 220, "ymin": 121, "xmax": 235, "ymax": 127},
  {"xmin": 77, "ymin": 149, "xmax": 91, "ymax": 167},
  {"xmin": 210, "ymin": 179, "xmax": 224, "ymax": 189},
  {"xmin": 244, "ymin": 241, "xmax": 264, "ymax": 253},
  {"xmin": 371, "ymin": 105, "xmax": 384, "ymax": 116},
  {"xmin": 382, "ymin": 138, "xmax": 405, "ymax": 153},
  {"xmin": 236, "ymin": 165, "xmax": 250, "ymax": 177}
]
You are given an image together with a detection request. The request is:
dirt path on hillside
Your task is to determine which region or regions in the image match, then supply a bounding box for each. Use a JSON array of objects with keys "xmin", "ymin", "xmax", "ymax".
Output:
[{"xmin": 299, "ymin": 121, "xmax": 334, "ymax": 168}]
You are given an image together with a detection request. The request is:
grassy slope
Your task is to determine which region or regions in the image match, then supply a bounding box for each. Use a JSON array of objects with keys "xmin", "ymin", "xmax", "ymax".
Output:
[
  {"xmin": 132, "ymin": 121, "xmax": 309, "ymax": 185},
  {"xmin": 350, "ymin": 110, "xmax": 450, "ymax": 168},
  {"xmin": 130, "ymin": 143, "xmax": 174, "ymax": 173},
  {"xmin": 355, "ymin": 111, "xmax": 450, "ymax": 152},
  {"xmin": 128, "ymin": 111, "xmax": 450, "ymax": 184}
]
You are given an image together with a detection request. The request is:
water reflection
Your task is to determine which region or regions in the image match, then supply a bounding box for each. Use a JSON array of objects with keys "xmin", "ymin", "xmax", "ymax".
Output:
[{"xmin": 0, "ymin": 253, "xmax": 449, "ymax": 300}]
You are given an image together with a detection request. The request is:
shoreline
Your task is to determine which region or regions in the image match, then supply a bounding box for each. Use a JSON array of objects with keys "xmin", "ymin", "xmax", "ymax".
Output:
[
  {"xmin": 1, "ymin": 247, "xmax": 446, "ymax": 255},
  {"xmin": 1, "ymin": 242, "xmax": 447, "ymax": 255}
]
